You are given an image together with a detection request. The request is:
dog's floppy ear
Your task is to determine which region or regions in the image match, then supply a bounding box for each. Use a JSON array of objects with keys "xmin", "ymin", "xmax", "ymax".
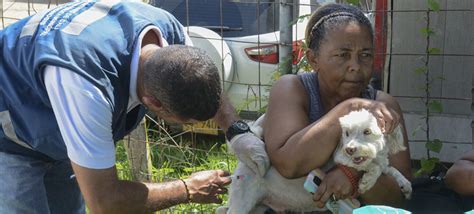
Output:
[{"xmin": 386, "ymin": 125, "xmax": 406, "ymax": 154}]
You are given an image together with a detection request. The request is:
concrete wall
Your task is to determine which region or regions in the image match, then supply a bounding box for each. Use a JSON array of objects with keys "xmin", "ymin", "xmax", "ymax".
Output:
[{"xmin": 389, "ymin": 0, "xmax": 474, "ymax": 162}]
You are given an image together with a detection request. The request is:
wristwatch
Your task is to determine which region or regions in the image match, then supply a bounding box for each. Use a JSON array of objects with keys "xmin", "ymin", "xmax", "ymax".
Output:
[{"xmin": 225, "ymin": 120, "xmax": 251, "ymax": 141}]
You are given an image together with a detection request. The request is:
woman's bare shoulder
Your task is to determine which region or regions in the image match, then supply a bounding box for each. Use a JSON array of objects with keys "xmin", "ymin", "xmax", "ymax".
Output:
[{"xmin": 269, "ymin": 74, "xmax": 308, "ymax": 104}]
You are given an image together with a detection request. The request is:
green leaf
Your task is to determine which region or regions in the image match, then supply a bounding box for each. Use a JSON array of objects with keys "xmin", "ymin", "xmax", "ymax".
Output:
[
  {"xmin": 428, "ymin": 0, "xmax": 441, "ymax": 11},
  {"xmin": 290, "ymin": 14, "xmax": 311, "ymax": 25},
  {"xmin": 420, "ymin": 157, "xmax": 439, "ymax": 173},
  {"xmin": 426, "ymin": 139, "xmax": 443, "ymax": 153},
  {"xmin": 421, "ymin": 27, "xmax": 435, "ymax": 36},
  {"xmin": 346, "ymin": 0, "xmax": 360, "ymax": 5},
  {"xmin": 414, "ymin": 168, "xmax": 423, "ymax": 177},
  {"xmin": 428, "ymin": 48, "xmax": 441, "ymax": 54},
  {"xmin": 417, "ymin": 85, "xmax": 429, "ymax": 91},
  {"xmin": 414, "ymin": 67, "xmax": 427, "ymax": 75},
  {"xmin": 429, "ymin": 100, "xmax": 443, "ymax": 113},
  {"xmin": 411, "ymin": 125, "xmax": 423, "ymax": 137}
]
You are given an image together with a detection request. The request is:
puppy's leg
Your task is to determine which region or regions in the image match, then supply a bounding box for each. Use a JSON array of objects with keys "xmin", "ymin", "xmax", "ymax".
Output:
[
  {"xmin": 226, "ymin": 163, "xmax": 266, "ymax": 214},
  {"xmin": 358, "ymin": 164, "xmax": 382, "ymax": 194},
  {"xmin": 383, "ymin": 166, "xmax": 412, "ymax": 199}
]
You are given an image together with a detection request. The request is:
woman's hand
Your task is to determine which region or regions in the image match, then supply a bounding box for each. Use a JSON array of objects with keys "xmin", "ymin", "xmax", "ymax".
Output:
[
  {"xmin": 312, "ymin": 167, "xmax": 355, "ymax": 208},
  {"xmin": 365, "ymin": 100, "xmax": 400, "ymax": 134}
]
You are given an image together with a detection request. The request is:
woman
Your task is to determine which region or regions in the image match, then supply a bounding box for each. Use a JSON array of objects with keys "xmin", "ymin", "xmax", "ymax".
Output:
[{"xmin": 263, "ymin": 3, "xmax": 412, "ymax": 208}]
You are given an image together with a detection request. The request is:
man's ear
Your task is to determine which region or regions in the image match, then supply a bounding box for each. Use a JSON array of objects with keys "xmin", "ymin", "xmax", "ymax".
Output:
[
  {"xmin": 306, "ymin": 49, "xmax": 319, "ymax": 71},
  {"xmin": 142, "ymin": 96, "xmax": 163, "ymax": 112}
]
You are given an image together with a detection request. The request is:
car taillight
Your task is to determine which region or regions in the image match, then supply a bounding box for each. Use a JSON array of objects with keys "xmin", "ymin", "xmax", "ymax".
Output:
[
  {"xmin": 245, "ymin": 45, "xmax": 279, "ymax": 64},
  {"xmin": 292, "ymin": 40, "xmax": 305, "ymax": 65},
  {"xmin": 245, "ymin": 40, "xmax": 304, "ymax": 65}
]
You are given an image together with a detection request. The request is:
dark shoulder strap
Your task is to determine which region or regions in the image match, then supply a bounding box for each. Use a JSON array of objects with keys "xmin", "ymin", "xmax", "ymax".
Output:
[
  {"xmin": 297, "ymin": 72, "xmax": 324, "ymax": 123},
  {"xmin": 361, "ymin": 84, "xmax": 377, "ymax": 100}
]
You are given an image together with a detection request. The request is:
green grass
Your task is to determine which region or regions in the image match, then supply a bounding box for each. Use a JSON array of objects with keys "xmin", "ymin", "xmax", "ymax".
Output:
[{"xmin": 115, "ymin": 129, "xmax": 237, "ymax": 213}]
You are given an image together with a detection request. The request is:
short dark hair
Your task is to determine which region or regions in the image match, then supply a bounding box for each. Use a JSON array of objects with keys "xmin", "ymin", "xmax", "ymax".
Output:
[
  {"xmin": 142, "ymin": 45, "xmax": 221, "ymax": 121},
  {"xmin": 305, "ymin": 3, "xmax": 373, "ymax": 54}
]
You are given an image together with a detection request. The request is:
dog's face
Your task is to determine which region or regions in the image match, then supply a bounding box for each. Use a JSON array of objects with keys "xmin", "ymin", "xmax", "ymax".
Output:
[{"xmin": 334, "ymin": 109, "xmax": 385, "ymax": 169}]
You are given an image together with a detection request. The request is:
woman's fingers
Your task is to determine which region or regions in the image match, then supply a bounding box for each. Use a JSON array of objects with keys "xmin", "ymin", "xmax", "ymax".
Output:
[{"xmin": 370, "ymin": 102, "xmax": 400, "ymax": 134}]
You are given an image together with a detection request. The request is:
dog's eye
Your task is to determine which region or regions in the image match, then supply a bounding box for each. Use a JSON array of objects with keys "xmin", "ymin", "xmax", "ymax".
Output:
[
  {"xmin": 363, "ymin": 129, "xmax": 372, "ymax": 135},
  {"xmin": 345, "ymin": 131, "xmax": 349, "ymax": 137}
]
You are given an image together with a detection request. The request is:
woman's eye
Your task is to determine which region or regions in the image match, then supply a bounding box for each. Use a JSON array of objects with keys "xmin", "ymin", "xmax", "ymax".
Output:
[
  {"xmin": 361, "ymin": 52, "xmax": 373, "ymax": 58},
  {"xmin": 363, "ymin": 129, "xmax": 372, "ymax": 135},
  {"xmin": 336, "ymin": 53, "xmax": 349, "ymax": 58}
]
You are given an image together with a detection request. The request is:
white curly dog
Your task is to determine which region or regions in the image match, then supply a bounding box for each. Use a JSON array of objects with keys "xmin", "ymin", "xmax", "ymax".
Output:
[
  {"xmin": 334, "ymin": 109, "xmax": 411, "ymax": 198},
  {"xmin": 217, "ymin": 109, "xmax": 411, "ymax": 214}
]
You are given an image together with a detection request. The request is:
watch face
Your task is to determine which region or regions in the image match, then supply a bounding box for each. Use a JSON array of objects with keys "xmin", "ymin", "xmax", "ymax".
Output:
[
  {"xmin": 235, "ymin": 121, "xmax": 249, "ymax": 130},
  {"xmin": 226, "ymin": 120, "xmax": 250, "ymax": 141}
]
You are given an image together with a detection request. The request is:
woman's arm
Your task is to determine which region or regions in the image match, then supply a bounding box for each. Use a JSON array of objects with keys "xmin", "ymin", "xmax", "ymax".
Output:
[
  {"xmin": 264, "ymin": 75, "xmax": 340, "ymax": 178},
  {"xmin": 444, "ymin": 150, "xmax": 474, "ymax": 195}
]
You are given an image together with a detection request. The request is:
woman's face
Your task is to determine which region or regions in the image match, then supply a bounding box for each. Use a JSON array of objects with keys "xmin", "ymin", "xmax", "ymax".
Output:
[{"xmin": 308, "ymin": 21, "xmax": 374, "ymax": 100}]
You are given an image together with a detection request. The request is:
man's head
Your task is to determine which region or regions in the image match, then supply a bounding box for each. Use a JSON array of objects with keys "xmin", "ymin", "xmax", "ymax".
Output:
[{"xmin": 139, "ymin": 45, "xmax": 222, "ymax": 123}]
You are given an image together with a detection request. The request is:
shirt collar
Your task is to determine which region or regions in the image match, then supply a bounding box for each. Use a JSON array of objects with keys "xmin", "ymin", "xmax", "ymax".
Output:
[{"xmin": 128, "ymin": 26, "xmax": 168, "ymax": 112}]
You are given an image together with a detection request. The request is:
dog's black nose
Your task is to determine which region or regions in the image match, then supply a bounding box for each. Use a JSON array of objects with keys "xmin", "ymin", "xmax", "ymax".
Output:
[{"xmin": 345, "ymin": 147, "xmax": 356, "ymax": 155}]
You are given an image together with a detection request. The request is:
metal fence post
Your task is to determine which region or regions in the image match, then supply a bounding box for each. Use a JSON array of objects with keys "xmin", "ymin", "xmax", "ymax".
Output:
[
  {"xmin": 279, "ymin": 0, "xmax": 293, "ymax": 75},
  {"xmin": 1, "ymin": 0, "xmax": 3, "ymax": 28}
]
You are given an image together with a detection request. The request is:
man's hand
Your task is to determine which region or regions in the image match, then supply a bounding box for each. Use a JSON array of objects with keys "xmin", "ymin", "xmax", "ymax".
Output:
[
  {"xmin": 228, "ymin": 133, "xmax": 270, "ymax": 178},
  {"xmin": 184, "ymin": 170, "xmax": 231, "ymax": 204}
]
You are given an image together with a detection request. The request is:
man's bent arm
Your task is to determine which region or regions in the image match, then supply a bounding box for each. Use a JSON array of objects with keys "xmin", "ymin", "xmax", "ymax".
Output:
[
  {"xmin": 71, "ymin": 162, "xmax": 188, "ymax": 213},
  {"xmin": 444, "ymin": 150, "xmax": 474, "ymax": 195},
  {"xmin": 213, "ymin": 95, "xmax": 239, "ymax": 131}
]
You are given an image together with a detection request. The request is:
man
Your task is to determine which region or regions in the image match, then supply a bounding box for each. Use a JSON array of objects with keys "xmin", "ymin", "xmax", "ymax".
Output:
[
  {"xmin": 405, "ymin": 150, "xmax": 474, "ymax": 213},
  {"xmin": 0, "ymin": 1, "xmax": 268, "ymax": 213},
  {"xmin": 444, "ymin": 150, "xmax": 474, "ymax": 208}
]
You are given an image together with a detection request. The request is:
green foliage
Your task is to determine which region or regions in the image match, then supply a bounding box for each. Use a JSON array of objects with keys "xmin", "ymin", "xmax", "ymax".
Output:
[
  {"xmin": 290, "ymin": 14, "xmax": 312, "ymax": 25},
  {"xmin": 116, "ymin": 131, "xmax": 237, "ymax": 212},
  {"xmin": 115, "ymin": 142, "xmax": 133, "ymax": 180},
  {"xmin": 414, "ymin": 67, "xmax": 428, "ymax": 75},
  {"xmin": 411, "ymin": 125, "xmax": 423, "ymax": 137},
  {"xmin": 428, "ymin": 48, "xmax": 441, "ymax": 55},
  {"xmin": 428, "ymin": 0, "xmax": 441, "ymax": 11},
  {"xmin": 426, "ymin": 139, "xmax": 443, "ymax": 153},
  {"xmin": 346, "ymin": 0, "xmax": 360, "ymax": 5},
  {"xmin": 412, "ymin": 0, "xmax": 445, "ymax": 177},
  {"xmin": 420, "ymin": 27, "xmax": 435, "ymax": 36},
  {"xmin": 428, "ymin": 100, "xmax": 443, "ymax": 113},
  {"xmin": 415, "ymin": 157, "xmax": 440, "ymax": 176}
]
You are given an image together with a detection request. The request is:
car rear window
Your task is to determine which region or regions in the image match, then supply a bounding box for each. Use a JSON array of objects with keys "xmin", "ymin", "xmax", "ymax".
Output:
[{"xmin": 151, "ymin": 0, "xmax": 279, "ymax": 37}]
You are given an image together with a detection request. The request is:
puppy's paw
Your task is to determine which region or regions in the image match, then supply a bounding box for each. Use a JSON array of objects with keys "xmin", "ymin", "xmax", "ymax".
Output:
[{"xmin": 399, "ymin": 180, "xmax": 412, "ymax": 199}]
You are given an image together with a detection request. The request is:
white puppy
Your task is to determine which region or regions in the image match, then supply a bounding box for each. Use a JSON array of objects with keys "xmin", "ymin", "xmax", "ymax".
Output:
[
  {"xmin": 217, "ymin": 115, "xmax": 326, "ymax": 214},
  {"xmin": 218, "ymin": 109, "xmax": 411, "ymax": 214},
  {"xmin": 334, "ymin": 109, "xmax": 412, "ymax": 198}
]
